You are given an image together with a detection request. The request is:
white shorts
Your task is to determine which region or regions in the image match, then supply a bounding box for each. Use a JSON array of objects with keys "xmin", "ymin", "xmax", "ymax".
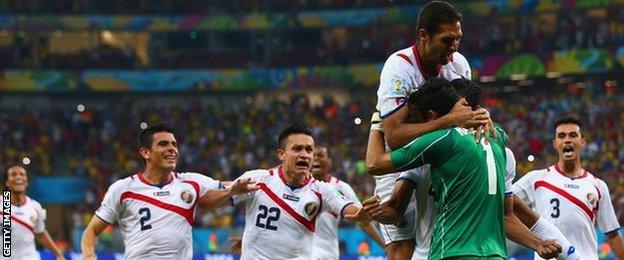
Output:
[{"xmin": 374, "ymin": 173, "xmax": 416, "ymax": 244}]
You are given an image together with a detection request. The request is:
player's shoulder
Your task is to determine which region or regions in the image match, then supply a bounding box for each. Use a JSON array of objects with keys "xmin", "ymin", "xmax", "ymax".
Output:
[
  {"xmin": 523, "ymin": 167, "xmax": 550, "ymax": 180},
  {"xmin": 239, "ymin": 168, "xmax": 274, "ymax": 180},
  {"xmin": 107, "ymin": 174, "xmax": 136, "ymax": 192},
  {"xmin": 175, "ymin": 171, "xmax": 212, "ymax": 181},
  {"xmin": 586, "ymin": 171, "xmax": 609, "ymax": 190},
  {"xmin": 26, "ymin": 196, "xmax": 44, "ymax": 210},
  {"xmin": 383, "ymin": 46, "xmax": 415, "ymax": 69},
  {"xmin": 450, "ymin": 52, "xmax": 469, "ymax": 68}
]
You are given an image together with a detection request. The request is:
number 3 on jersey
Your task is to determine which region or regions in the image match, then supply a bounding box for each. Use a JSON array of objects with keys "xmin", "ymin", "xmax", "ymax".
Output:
[
  {"xmin": 255, "ymin": 205, "xmax": 280, "ymax": 231},
  {"xmin": 481, "ymin": 140, "xmax": 497, "ymax": 195}
]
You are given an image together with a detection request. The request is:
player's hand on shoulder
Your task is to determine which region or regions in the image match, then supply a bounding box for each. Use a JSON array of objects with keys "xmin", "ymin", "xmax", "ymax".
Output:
[
  {"xmin": 536, "ymin": 239, "xmax": 562, "ymax": 259},
  {"xmin": 226, "ymin": 177, "xmax": 260, "ymax": 196}
]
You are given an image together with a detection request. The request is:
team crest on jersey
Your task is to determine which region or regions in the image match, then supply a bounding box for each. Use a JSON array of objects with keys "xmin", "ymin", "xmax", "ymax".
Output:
[
  {"xmin": 587, "ymin": 193, "xmax": 598, "ymax": 208},
  {"xmin": 180, "ymin": 190, "xmax": 194, "ymax": 204},
  {"xmin": 304, "ymin": 201, "xmax": 319, "ymax": 218}
]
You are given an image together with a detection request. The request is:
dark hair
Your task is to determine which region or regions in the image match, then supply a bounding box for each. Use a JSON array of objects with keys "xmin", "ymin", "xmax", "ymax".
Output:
[
  {"xmin": 138, "ymin": 123, "xmax": 176, "ymax": 149},
  {"xmin": 408, "ymin": 78, "xmax": 459, "ymax": 118},
  {"xmin": 553, "ymin": 115, "xmax": 583, "ymax": 131},
  {"xmin": 417, "ymin": 1, "xmax": 462, "ymax": 36},
  {"xmin": 3, "ymin": 163, "xmax": 23, "ymax": 186},
  {"xmin": 450, "ymin": 78, "xmax": 482, "ymax": 109},
  {"xmin": 278, "ymin": 123, "xmax": 312, "ymax": 149}
]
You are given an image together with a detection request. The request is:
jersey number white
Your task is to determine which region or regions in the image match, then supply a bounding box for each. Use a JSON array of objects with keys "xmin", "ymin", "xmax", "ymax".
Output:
[{"xmin": 481, "ymin": 140, "xmax": 497, "ymax": 195}]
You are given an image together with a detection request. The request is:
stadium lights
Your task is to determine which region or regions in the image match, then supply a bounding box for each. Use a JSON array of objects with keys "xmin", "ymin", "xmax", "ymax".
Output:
[
  {"xmin": 479, "ymin": 76, "xmax": 495, "ymax": 83},
  {"xmin": 528, "ymin": 155, "xmax": 534, "ymax": 162},
  {"xmin": 22, "ymin": 157, "xmax": 31, "ymax": 165},
  {"xmin": 140, "ymin": 122, "xmax": 148, "ymax": 130},
  {"xmin": 509, "ymin": 74, "xmax": 527, "ymax": 81},
  {"xmin": 546, "ymin": 71, "xmax": 561, "ymax": 78},
  {"xmin": 77, "ymin": 104, "xmax": 85, "ymax": 112},
  {"xmin": 354, "ymin": 117, "xmax": 362, "ymax": 125}
]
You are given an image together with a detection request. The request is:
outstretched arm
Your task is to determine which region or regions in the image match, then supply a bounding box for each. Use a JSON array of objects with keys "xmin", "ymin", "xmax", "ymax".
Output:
[
  {"xmin": 383, "ymin": 99, "xmax": 487, "ymax": 149},
  {"xmin": 362, "ymin": 180, "xmax": 415, "ymax": 225},
  {"xmin": 35, "ymin": 230, "xmax": 65, "ymax": 260},
  {"xmin": 199, "ymin": 178, "xmax": 259, "ymax": 209},
  {"xmin": 504, "ymin": 197, "xmax": 562, "ymax": 259}
]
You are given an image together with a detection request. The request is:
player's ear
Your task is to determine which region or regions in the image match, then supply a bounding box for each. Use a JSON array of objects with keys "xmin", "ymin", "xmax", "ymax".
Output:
[
  {"xmin": 427, "ymin": 110, "xmax": 438, "ymax": 121},
  {"xmin": 276, "ymin": 148, "xmax": 286, "ymax": 161},
  {"xmin": 417, "ymin": 29, "xmax": 428, "ymax": 42},
  {"xmin": 139, "ymin": 147, "xmax": 150, "ymax": 161}
]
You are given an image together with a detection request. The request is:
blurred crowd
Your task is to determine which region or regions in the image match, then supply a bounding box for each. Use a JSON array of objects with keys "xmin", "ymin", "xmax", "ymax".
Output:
[
  {"xmin": 2, "ymin": 5, "xmax": 624, "ymax": 69},
  {"xmin": 1, "ymin": 0, "xmax": 408, "ymax": 14},
  {"xmin": 1, "ymin": 79, "xmax": 624, "ymax": 246}
]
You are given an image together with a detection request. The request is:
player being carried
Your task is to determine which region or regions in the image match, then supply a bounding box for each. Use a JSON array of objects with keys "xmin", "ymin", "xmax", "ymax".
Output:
[
  {"xmin": 362, "ymin": 78, "xmax": 563, "ymax": 259},
  {"xmin": 231, "ymin": 124, "xmax": 371, "ymax": 260},
  {"xmin": 81, "ymin": 123, "xmax": 259, "ymax": 260},
  {"xmin": 372, "ymin": 1, "xmax": 490, "ymax": 258}
]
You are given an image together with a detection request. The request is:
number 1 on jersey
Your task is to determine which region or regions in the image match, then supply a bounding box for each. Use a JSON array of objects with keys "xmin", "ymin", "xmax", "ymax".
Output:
[{"xmin": 481, "ymin": 140, "xmax": 497, "ymax": 195}]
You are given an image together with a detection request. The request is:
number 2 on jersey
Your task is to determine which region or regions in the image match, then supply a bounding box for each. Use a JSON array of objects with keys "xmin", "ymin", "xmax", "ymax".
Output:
[
  {"xmin": 481, "ymin": 140, "xmax": 497, "ymax": 195},
  {"xmin": 255, "ymin": 205, "xmax": 280, "ymax": 231},
  {"xmin": 139, "ymin": 207, "xmax": 152, "ymax": 231}
]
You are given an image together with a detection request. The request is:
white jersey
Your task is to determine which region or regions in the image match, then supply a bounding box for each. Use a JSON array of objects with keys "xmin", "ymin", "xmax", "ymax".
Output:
[
  {"xmin": 0, "ymin": 196, "xmax": 45, "ymax": 260},
  {"xmin": 313, "ymin": 176, "xmax": 361, "ymax": 260},
  {"xmin": 95, "ymin": 172, "xmax": 220, "ymax": 260},
  {"xmin": 399, "ymin": 147, "xmax": 516, "ymax": 259},
  {"xmin": 233, "ymin": 166, "xmax": 354, "ymax": 260},
  {"xmin": 513, "ymin": 165, "xmax": 620, "ymax": 260},
  {"xmin": 373, "ymin": 45, "xmax": 471, "ymax": 243}
]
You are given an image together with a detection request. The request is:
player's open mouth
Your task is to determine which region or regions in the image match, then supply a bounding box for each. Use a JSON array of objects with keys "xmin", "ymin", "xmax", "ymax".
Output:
[
  {"xmin": 164, "ymin": 155, "xmax": 177, "ymax": 160},
  {"xmin": 563, "ymin": 146, "xmax": 574, "ymax": 156},
  {"xmin": 295, "ymin": 160, "xmax": 310, "ymax": 169}
]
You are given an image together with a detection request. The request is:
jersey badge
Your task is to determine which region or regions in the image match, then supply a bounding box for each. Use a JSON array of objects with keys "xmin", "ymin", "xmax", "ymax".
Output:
[
  {"xmin": 181, "ymin": 190, "xmax": 194, "ymax": 204},
  {"xmin": 587, "ymin": 193, "xmax": 598, "ymax": 208},
  {"xmin": 304, "ymin": 201, "xmax": 319, "ymax": 218}
]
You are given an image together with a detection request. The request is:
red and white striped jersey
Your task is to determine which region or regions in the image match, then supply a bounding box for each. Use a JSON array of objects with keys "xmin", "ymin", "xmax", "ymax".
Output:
[
  {"xmin": 95, "ymin": 172, "xmax": 220, "ymax": 260},
  {"xmin": 312, "ymin": 176, "xmax": 361, "ymax": 260},
  {"xmin": 233, "ymin": 166, "xmax": 354, "ymax": 260},
  {"xmin": 376, "ymin": 45, "xmax": 471, "ymax": 120},
  {"xmin": 1, "ymin": 196, "xmax": 45, "ymax": 260},
  {"xmin": 513, "ymin": 165, "xmax": 620, "ymax": 260}
]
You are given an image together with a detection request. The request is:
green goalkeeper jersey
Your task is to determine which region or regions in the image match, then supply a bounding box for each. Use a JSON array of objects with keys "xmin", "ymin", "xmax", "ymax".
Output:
[{"xmin": 390, "ymin": 125, "xmax": 508, "ymax": 260}]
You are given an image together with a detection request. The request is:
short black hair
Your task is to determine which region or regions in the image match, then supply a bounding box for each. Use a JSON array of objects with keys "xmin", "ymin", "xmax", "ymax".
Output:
[
  {"xmin": 553, "ymin": 115, "xmax": 583, "ymax": 132},
  {"xmin": 138, "ymin": 123, "xmax": 176, "ymax": 149},
  {"xmin": 408, "ymin": 78, "xmax": 459, "ymax": 118},
  {"xmin": 278, "ymin": 123, "xmax": 312, "ymax": 149},
  {"xmin": 3, "ymin": 163, "xmax": 23, "ymax": 186},
  {"xmin": 417, "ymin": 1, "xmax": 462, "ymax": 36},
  {"xmin": 450, "ymin": 78, "xmax": 482, "ymax": 109}
]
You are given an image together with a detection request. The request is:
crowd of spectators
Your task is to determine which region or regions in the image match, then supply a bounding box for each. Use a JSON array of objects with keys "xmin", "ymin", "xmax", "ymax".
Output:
[
  {"xmin": 1, "ymin": 79, "xmax": 623, "ymax": 251},
  {"xmin": 0, "ymin": 0, "xmax": 410, "ymax": 14},
  {"xmin": 2, "ymin": 5, "xmax": 624, "ymax": 69}
]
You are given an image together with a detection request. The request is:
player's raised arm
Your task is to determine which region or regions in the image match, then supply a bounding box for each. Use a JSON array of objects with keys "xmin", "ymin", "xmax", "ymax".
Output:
[
  {"xmin": 365, "ymin": 112, "xmax": 397, "ymax": 175},
  {"xmin": 81, "ymin": 215, "xmax": 110, "ymax": 260}
]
